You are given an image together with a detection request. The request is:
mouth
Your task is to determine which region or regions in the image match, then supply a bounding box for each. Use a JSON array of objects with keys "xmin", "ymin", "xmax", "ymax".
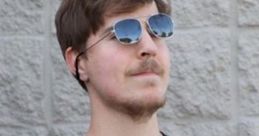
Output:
[{"xmin": 131, "ymin": 71, "xmax": 159, "ymax": 77}]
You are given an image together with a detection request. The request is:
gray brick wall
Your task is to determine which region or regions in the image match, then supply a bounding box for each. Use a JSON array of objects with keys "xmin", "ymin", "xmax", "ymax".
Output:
[{"xmin": 0, "ymin": 0, "xmax": 258, "ymax": 135}]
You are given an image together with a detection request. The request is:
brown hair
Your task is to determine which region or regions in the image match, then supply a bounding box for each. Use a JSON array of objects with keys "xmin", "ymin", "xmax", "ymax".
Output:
[{"xmin": 55, "ymin": 0, "xmax": 172, "ymax": 90}]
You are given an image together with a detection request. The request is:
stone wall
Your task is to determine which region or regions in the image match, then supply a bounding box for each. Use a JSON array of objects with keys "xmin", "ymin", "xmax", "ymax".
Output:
[{"xmin": 0, "ymin": 0, "xmax": 259, "ymax": 135}]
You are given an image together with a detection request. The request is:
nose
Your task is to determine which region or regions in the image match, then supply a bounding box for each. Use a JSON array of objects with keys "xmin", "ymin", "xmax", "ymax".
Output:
[{"xmin": 137, "ymin": 28, "xmax": 158, "ymax": 59}]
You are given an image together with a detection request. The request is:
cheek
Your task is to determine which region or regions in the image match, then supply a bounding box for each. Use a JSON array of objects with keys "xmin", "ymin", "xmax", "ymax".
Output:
[
  {"xmin": 166, "ymin": 48, "xmax": 171, "ymax": 69},
  {"xmin": 89, "ymin": 58, "xmax": 117, "ymax": 80},
  {"xmin": 87, "ymin": 59, "xmax": 118, "ymax": 96},
  {"xmin": 158, "ymin": 45, "xmax": 171, "ymax": 85},
  {"xmin": 160, "ymin": 45, "xmax": 171, "ymax": 69},
  {"xmin": 87, "ymin": 49, "xmax": 129, "ymax": 88}
]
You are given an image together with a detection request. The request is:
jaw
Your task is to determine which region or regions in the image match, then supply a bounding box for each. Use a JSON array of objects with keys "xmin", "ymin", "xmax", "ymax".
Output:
[{"xmin": 93, "ymin": 86, "xmax": 167, "ymax": 122}]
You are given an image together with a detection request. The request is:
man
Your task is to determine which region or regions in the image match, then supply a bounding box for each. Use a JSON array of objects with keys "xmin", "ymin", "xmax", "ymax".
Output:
[{"xmin": 55, "ymin": 0, "xmax": 174, "ymax": 136}]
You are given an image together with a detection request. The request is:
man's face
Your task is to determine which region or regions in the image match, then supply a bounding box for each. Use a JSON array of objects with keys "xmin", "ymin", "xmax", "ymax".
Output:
[{"xmin": 82, "ymin": 2, "xmax": 171, "ymax": 119}]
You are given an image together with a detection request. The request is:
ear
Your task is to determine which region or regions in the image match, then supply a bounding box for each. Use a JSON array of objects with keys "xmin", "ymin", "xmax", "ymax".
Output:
[
  {"xmin": 65, "ymin": 47, "xmax": 77, "ymax": 75},
  {"xmin": 65, "ymin": 47, "xmax": 89, "ymax": 82}
]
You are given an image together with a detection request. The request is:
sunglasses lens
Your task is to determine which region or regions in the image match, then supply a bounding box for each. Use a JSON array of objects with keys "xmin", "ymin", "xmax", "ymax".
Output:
[
  {"xmin": 114, "ymin": 19, "xmax": 141, "ymax": 44},
  {"xmin": 148, "ymin": 14, "xmax": 174, "ymax": 38}
]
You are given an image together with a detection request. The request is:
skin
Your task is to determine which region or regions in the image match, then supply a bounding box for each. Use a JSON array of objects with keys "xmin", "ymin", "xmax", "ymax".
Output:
[{"xmin": 65, "ymin": 2, "xmax": 170, "ymax": 136}]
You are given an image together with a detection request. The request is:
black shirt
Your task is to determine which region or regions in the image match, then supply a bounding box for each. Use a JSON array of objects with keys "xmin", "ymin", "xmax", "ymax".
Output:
[{"xmin": 160, "ymin": 131, "xmax": 168, "ymax": 136}]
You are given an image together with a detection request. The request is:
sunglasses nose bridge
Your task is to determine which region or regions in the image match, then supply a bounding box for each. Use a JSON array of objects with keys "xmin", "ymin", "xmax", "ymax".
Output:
[
  {"xmin": 137, "ymin": 19, "xmax": 152, "ymax": 38},
  {"xmin": 137, "ymin": 19, "xmax": 147, "ymax": 34}
]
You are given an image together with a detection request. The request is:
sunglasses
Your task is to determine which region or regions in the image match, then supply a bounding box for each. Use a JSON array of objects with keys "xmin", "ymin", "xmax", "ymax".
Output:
[
  {"xmin": 110, "ymin": 13, "xmax": 174, "ymax": 44},
  {"xmin": 82, "ymin": 13, "xmax": 174, "ymax": 53},
  {"xmin": 74, "ymin": 13, "xmax": 174, "ymax": 81}
]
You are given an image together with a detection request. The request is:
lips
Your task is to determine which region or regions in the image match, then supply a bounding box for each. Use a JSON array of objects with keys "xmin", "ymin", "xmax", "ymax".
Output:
[{"xmin": 131, "ymin": 69, "xmax": 159, "ymax": 77}]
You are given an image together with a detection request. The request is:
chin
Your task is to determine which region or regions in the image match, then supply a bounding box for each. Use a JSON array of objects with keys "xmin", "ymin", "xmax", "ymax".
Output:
[
  {"xmin": 100, "ymin": 83, "xmax": 168, "ymax": 121},
  {"xmin": 124, "ymin": 94, "xmax": 166, "ymax": 121},
  {"xmin": 113, "ymin": 89, "xmax": 166, "ymax": 121}
]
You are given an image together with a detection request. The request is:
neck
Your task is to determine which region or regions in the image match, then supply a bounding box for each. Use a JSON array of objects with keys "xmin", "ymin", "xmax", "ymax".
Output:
[{"xmin": 86, "ymin": 93, "xmax": 162, "ymax": 136}]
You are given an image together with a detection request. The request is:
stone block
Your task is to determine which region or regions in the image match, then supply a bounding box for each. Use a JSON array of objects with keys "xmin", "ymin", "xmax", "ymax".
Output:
[
  {"xmin": 171, "ymin": 0, "xmax": 230, "ymax": 28},
  {"xmin": 0, "ymin": 0, "xmax": 44, "ymax": 17},
  {"xmin": 159, "ymin": 29, "xmax": 232, "ymax": 120},
  {"xmin": 0, "ymin": 0, "xmax": 44, "ymax": 36},
  {"xmin": 0, "ymin": 127, "xmax": 47, "ymax": 136},
  {"xmin": 238, "ymin": 0, "xmax": 259, "ymax": 26},
  {"xmin": 158, "ymin": 119, "xmax": 181, "ymax": 136},
  {"xmin": 177, "ymin": 122, "xmax": 234, "ymax": 136},
  {"xmin": 0, "ymin": 38, "xmax": 45, "ymax": 125},
  {"xmin": 238, "ymin": 30, "xmax": 259, "ymax": 116},
  {"xmin": 239, "ymin": 118, "xmax": 259, "ymax": 136},
  {"xmin": 51, "ymin": 124, "xmax": 88, "ymax": 136}
]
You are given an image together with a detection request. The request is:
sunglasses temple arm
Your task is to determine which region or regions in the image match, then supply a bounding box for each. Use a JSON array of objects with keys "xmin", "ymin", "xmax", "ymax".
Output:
[
  {"xmin": 75, "ymin": 53, "xmax": 82, "ymax": 80},
  {"xmin": 72, "ymin": 53, "xmax": 87, "ymax": 89},
  {"xmin": 74, "ymin": 31, "xmax": 112, "ymax": 82},
  {"xmin": 85, "ymin": 31, "xmax": 112, "ymax": 51}
]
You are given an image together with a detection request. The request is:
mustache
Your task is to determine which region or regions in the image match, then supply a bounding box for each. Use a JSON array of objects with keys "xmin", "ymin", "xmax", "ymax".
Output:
[{"xmin": 126, "ymin": 59, "xmax": 164, "ymax": 76}]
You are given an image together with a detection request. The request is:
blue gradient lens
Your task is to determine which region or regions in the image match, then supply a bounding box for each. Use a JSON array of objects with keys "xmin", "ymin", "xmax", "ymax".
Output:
[
  {"xmin": 114, "ymin": 19, "xmax": 141, "ymax": 44},
  {"xmin": 148, "ymin": 14, "xmax": 173, "ymax": 38},
  {"xmin": 113, "ymin": 14, "xmax": 173, "ymax": 44}
]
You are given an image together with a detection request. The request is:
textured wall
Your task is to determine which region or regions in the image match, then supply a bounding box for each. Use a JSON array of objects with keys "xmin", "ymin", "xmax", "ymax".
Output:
[{"xmin": 0, "ymin": 0, "xmax": 259, "ymax": 135}]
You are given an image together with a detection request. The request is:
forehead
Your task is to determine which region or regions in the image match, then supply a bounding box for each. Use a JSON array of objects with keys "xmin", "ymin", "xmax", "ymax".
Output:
[{"xmin": 101, "ymin": 2, "xmax": 158, "ymax": 31}]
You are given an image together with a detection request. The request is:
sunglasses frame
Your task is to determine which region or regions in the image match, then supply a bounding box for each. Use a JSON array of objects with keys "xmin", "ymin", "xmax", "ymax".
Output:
[
  {"xmin": 74, "ymin": 13, "xmax": 174, "ymax": 83},
  {"xmin": 146, "ymin": 13, "xmax": 174, "ymax": 39},
  {"xmin": 111, "ymin": 13, "xmax": 174, "ymax": 45}
]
